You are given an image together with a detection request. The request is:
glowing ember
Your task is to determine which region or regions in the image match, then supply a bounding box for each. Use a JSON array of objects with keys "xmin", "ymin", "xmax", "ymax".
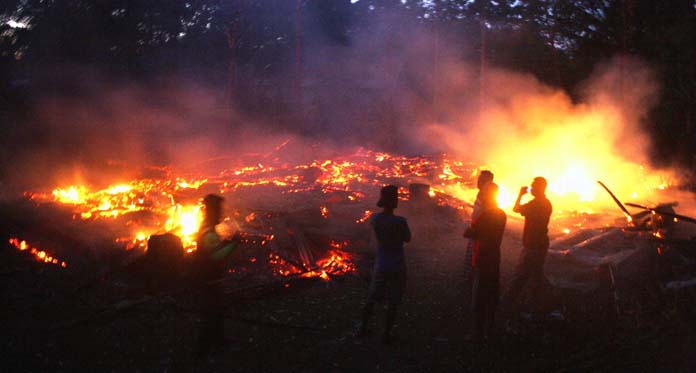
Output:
[
  {"xmin": 24, "ymin": 146, "xmax": 676, "ymax": 269},
  {"xmin": 266, "ymin": 241, "xmax": 355, "ymax": 281},
  {"xmin": 8, "ymin": 238, "xmax": 67, "ymax": 268},
  {"xmin": 268, "ymin": 253, "xmax": 300, "ymax": 277},
  {"xmin": 303, "ymin": 249, "xmax": 356, "ymax": 281},
  {"xmin": 356, "ymin": 210, "xmax": 372, "ymax": 224}
]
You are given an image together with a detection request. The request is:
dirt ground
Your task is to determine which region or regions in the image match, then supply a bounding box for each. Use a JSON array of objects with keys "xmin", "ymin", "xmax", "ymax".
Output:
[{"xmin": 3, "ymin": 212, "xmax": 696, "ymax": 373}]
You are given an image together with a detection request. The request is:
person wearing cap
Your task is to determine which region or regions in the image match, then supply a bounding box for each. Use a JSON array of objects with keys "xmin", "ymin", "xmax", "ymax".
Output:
[
  {"xmin": 505, "ymin": 176, "xmax": 552, "ymax": 318},
  {"xmin": 463, "ymin": 182, "xmax": 506, "ymax": 340},
  {"xmin": 194, "ymin": 194, "xmax": 240, "ymax": 357},
  {"xmin": 355, "ymin": 185, "xmax": 411, "ymax": 344}
]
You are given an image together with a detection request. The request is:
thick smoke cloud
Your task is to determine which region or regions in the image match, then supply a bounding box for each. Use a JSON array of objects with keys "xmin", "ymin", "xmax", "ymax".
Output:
[
  {"xmin": 421, "ymin": 56, "xmax": 659, "ymax": 164},
  {"xmin": 417, "ymin": 54, "xmax": 677, "ymax": 208},
  {"xmin": 2, "ymin": 9, "xmax": 681, "ymax": 211},
  {"xmin": 2, "ymin": 71, "xmax": 300, "ymax": 190},
  {"xmin": 300, "ymin": 13, "xmax": 678, "ymax": 211}
]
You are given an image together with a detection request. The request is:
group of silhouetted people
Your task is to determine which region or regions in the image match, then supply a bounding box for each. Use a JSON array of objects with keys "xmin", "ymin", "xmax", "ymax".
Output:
[
  {"xmin": 192, "ymin": 171, "xmax": 552, "ymax": 355},
  {"xmin": 355, "ymin": 172, "xmax": 552, "ymax": 343}
]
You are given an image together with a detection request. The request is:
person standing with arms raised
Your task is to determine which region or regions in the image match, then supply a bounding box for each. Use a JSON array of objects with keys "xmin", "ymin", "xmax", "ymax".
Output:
[{"xmin": 505, "ymin": 177, "xmax": 552, "ymax": 318}]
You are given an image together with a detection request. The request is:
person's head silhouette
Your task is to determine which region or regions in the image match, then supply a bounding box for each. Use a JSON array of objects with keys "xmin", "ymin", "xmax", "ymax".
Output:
[
  {"xmin": 477, "ymin": 170, "xmax": 494, "ymax": 190},
  {"xmin": 377, "ymin": 185, "xmax": 399, "ymax": 210},
  {"xmin": 202, "ymin": 194, "xmax": 224, "ymax": 226},
  {"xmin": 530, "ymin": 177, "xmax": 547, "ymax": 197}
]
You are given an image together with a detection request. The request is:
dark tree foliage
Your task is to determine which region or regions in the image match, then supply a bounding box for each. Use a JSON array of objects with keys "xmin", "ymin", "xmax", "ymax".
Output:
[
  {"xmin": 568, "ymin": 0, "xmax": 696, "ymax": 166},
  {"xmin": 5, "ymin": 0, "xmax": 231, "ymax": 77},
  {"xmin": 307, "ymin": 0, "xmax": 352, "ymax": 45}
]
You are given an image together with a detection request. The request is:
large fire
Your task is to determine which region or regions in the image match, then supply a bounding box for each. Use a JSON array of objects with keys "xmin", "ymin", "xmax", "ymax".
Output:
[
  {"xmin": 429, "ymin": 78, "xmax": 675, "ymax": 214},
  {"xmin": 31, "ymin": 148, "xmax": 672, "ymax": 223},
  {"xmin": 20, "ymin": 139, "xmax": 675, "ymax": 275}
]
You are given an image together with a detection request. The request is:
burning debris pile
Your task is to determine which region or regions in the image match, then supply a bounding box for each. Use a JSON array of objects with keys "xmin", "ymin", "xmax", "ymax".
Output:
[
  {"xmin": 545, "ymin": 182, "xmax": 696, "ymax": 295},
  {"xmin": 2, "ymin": 141, "xmax": 696, "ymax": 373},
  {"xmin": 15, "ymin": 149, "xmax": 480, "ymax": 277},
  {"xmin": 4, "ymin": 143, "xmax": 694, "ymax": 299}
]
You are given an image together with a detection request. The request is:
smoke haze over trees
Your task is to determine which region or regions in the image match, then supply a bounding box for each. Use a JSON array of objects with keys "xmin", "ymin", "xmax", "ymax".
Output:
[{"xmin": 1, "ymin": 0, "xmax": 695, "ymax": 181}]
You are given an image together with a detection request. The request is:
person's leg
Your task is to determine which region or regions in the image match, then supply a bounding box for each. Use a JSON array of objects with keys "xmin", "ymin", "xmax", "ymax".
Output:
[
  {"xmin": 503, "ymin": 249, "xmax": 532, "ymax": 310},
  {"xmin": 357, "ymin": 302, "xmax": 375, "ymax": 336},
  {"xmin": 485, "ymin": 277, "xmax": 500, "ymax": 338},
  {"xmin": 471, "ymin": 269, "xmax": 484, "ymax": 339},
  {"xmin": 383, "ymin": 271, "xmax": 406, "ymax": 343},
  {"xmin": 357, "ymin": 270, "xmax": 384, "ymax": 336},
  {"xmin": 211, "ymin": 312, "xmax": 225, "ymax": 345},
  {"xmin": 383, "ymin": 303, "xmax": 398, "ymax": 343},
  {"xmin": 484, "ymin": 302, "xmax": 493, "ymax": 339},
  {"xmin": 463, "ymin": 241, "xmax": 474, "ymax": 298},
  {"xmin": 528, "ymin": 249, "xmax": 548, "ymax": 312},
  {"xmin": 211, "ymin": 284, "xmax": 225, "ymax": 345},
  {"xmin": 196, "ymin": 286, "xmax": 217, "ymax": 356}
]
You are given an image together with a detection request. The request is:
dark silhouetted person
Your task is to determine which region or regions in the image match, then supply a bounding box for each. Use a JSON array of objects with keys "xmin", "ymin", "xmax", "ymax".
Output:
[
  {"xmin": 356, "ymin": 185, "xmax": 411, "ymax": 344},
  {"xmin": 464, "ymin": 171, "xmax": 494, "ymax": 291},
  {"xmin": 194, "ymin": 194, "xmax": 239, "ymax": 357},
  {"xmin": 506, "ymin": 177, "xmax": 552, "ymax": 317},
  {"xmin": 464, "ymin": 182, "xmax": 506, "ymax": 340}
]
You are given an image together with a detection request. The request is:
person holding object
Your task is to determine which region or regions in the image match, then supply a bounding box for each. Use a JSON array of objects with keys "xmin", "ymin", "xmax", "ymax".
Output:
[
  {"xmin": 464, "ymin": 182, "xmax": 506, "ymax": 341},
  {"xmin": 355, "ymin": 185, "xmax": 411, "ymax": 344},
  {"xmin": 194, "ymin": 194, "xmax": 241, "ymax": 357},
  {"xmin": 505, "ymin": 177, "xmax": 552, "ymax": 318}
]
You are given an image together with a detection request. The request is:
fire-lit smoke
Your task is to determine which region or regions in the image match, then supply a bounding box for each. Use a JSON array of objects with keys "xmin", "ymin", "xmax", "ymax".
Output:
[
  {"xmin": 1, "ymin": 11, "xmax": 687, "ymax": 218},
  {"xmin": 4, "ymin": 9, "xmax": 695, "ymax": 278},
  {"xmin": 421, "ymin": 57, "xmax": 674, "ymax": 212},
  {"xmin": 296, "ymin": 13, "xmax": 680, "ymax": 214},
  {"xmin": 0, "ymin": 71, "xmax": 305, "ymax": 192}
]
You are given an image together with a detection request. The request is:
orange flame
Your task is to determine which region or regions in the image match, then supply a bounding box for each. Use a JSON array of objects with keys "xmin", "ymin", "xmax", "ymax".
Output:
[
  {"xmin": 9, "ymin": 238, "xmax": 67, "ymax": 268},
  {"xmin": 25, "ymin": 146, "xmax": 676, "ymax": 269}
]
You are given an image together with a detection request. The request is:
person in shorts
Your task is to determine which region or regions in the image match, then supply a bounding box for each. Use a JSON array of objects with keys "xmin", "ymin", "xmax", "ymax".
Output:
[{"xmin": 356, "ymin": 185, "xmax": 411, "ymax": 344}]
